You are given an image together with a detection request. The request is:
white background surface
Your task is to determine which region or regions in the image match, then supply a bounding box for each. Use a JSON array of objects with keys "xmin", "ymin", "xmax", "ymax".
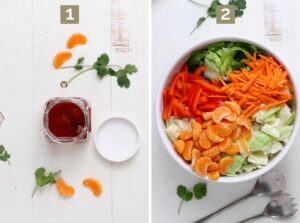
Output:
[
  {"xmin": 0, "ymin": 0, "xmax": 148, "ymax": 223},
  {"xmin": 152, "ymin": 0, "xmax": 300, "ymax": 223}
]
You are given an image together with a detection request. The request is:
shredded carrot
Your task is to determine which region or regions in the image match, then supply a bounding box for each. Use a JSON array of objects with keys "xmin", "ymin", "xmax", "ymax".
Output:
[{"xmin": 220, "ymin": 53, "xmax": 294, "ymax": 117}]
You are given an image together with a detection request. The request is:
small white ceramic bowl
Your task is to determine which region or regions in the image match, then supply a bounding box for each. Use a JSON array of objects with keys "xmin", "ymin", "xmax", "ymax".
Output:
[{"xmin": 156, "ymin": 37, "xmax": 299, "ymax": 183}]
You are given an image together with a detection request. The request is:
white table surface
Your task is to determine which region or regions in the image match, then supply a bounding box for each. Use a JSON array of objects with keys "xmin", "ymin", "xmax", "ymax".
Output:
[
  {"xmin": 0, "ymin": 0, "xmax": 149, "ymax": 222},
  {"xmin": 152, "ymin": 0, "xmax": 300, "ymax": 222}
]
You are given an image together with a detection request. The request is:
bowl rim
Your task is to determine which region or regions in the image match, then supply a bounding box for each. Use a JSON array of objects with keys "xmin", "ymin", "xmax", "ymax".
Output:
[{"xmin": 155, "ymin": 36, "xmax": 300, "ymax": 183}]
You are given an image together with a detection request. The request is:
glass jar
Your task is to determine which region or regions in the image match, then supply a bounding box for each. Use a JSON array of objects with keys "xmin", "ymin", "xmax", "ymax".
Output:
[{"xmin": 43, "ymin": 97, "xmax": 91, "ymax": 144}]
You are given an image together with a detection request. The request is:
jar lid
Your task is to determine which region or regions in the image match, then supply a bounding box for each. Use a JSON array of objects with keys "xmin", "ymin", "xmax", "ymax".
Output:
[{"xmin": 94, "ymin": 117, "xmax": 139, "ymax": 162}]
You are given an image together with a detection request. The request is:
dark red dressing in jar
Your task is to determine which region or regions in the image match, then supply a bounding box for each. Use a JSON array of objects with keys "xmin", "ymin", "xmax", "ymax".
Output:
[{"xmin": 48, "ymin": 102, "xmax": 85, "ymax": 138}]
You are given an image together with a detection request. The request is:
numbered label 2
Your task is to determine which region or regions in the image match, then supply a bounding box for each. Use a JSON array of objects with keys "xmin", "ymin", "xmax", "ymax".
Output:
[
  {"xmin": 216, "ymin": 5, "xmax": 235, "ymax": 24},
  {"xmin": 60, "ymin": 5, "xmax": 79, "ymax": 24}
]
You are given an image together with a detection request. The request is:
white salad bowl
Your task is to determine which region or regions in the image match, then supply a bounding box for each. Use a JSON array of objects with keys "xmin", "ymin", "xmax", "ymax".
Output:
[{"xmin": 156, "ymin": 37, "xmax": 300, "ymax": 183}]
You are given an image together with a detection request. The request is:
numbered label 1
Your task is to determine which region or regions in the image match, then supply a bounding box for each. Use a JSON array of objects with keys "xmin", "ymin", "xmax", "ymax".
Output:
[
  {"xmin": 216, "ymin": 5, "xmax": 235, "ymax": 24},
  {"xmin": 60, "ymin": 5, "xmax": 79, "ymax": 24}
]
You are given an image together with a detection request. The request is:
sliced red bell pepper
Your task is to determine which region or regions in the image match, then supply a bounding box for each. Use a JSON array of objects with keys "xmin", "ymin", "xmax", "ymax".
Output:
[
  {"xmin": 211, "ymin": 79, "xmax": 222, "ymax": 87},
  {"xmin": 198, "ymin": 95, "xmax": 208, "ymax": 104},
  {"xmin": 168, "ymin": 72, "xmax": 182, "ymax": 96},
  {"xmin": 173, "ymin": 99, "xmax": 191, "ymax": 117},
  {"xmin": 193, "ymin": 66, "xmax": 206, "ymax": 76},
  {"xmin": 163, "ymin": 89, "xmax": 168, "ymax": 108},
  {"xmin": 162, "ymin": 101, "xmax": 173, "ymax": 120},
  {"xmin": 194, "ymin": 79, "xmax": 224, "ymax": 94},
  {"xmin": 180, "ymin": 64, "xmax": 188, "ymax": 73},
  {"xmin": 198, "ymin": 102, "xmax": 219, "ymax": 111},
  {"xmin": 191, "ymin": 87, "xmax": 203, "ymax": 112}
]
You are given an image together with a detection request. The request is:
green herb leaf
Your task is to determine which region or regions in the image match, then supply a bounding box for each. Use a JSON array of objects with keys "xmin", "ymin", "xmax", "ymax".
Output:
[
  {"xmin": 193, "ymin": 182, "xmax": 207, "ymax": 199},
  {"xmin": 190, "ymin": 17, "xmax": 206, "ymax": 35},
  {"xmin": 108, "ymin": 68, "xmax": 116, "ymax": 76},
  {"xmin": 74, "ymin": 65, "xmax": 83, "ymax": 70},
  {"xmin": 124, "ymin": 64, "xmax": 138, "ymax": 74},
  {"xmin": 96, "ymin": 66, "xmax": 109, "ymax": 78},
  {"xmin": 117, "ymin": 70, "xmax": 130, "ymax": 88},
  {"xmin": 77, "ymin": 57, "xmax": 85, "ymax": 65},
  {"xmin": 96, "ymin": 54, "xmax": 110, "ymax": 66},
  {"xmin": 0, "ymin": 145, "xmax": 11, "ymax": 165},
  {"xmin": 177, "ymin": 185, "xmax": 188, "ymax": 199},
  {"xmin": 229, "ymin": 0, "xmax": 246, "ymax": 17},
  {"xmin": 32, "ymin": 167, "xmax": 61, "ymax": 197},
  {"xmin": 207, "ymin": 0, "xmax": 221, "ymax": 18}
]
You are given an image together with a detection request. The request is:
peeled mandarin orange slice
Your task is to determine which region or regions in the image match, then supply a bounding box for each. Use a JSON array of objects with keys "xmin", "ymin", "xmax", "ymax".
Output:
[
  {"xmin": 53, "ymin": 51, "xmax": 72, "ymax": 69},
  {"xmin": 207, "ymin": 162, "xmax": 219, "ymax": 171},
  {"xmin": 224, "ymin": 143, "xmax": 240, "ymax": 155},
  {"xmin": 220, "ymin": 137, "xmax": 232, "ymax": 152},
  {"xmin": 219, "ymin": 157, "xmax": 234, "ymax": 175},
  {"xmin": 202, "ymin": 112, "xmax": 213, "ymax": 120},
  {"xmin": 179, "ymin": 130, "xmax": 193, "ymax": 141},
  {"xmin": 212, "ymin": 106, "xmax": 232, "ymax": 123},
  {"xmin": 67, "ymin": 33, "xmax": 87, "ymax": 49},
  {"xmin": 202, "ymin": 119, "xmax": 213, "ymax": 129},
  {"xmin": 192, "ymin": 121, "xmax": 202, "ymax": 142},
  {"xmin": 56, "ymin": 177, "xmax": 75, "ymax": 197},
  {"xmin": 207, "ymin": 125, "xmax": 224, "ymax": 143},
  {"xmin": 212, "ymin": 154, "xmax": 220, "ymax": 162},
  {"xmin": 207, "ymin": 170, "xmax": 220, "ymax": 181},
  {"xmin": 191, "ymin": 149, "xmax": 201, "ymax": 170},
  {"xmin": 239, "ymin": 136, "xmax": 250, "ymax": 155},
  {"xmin": 242, "ymin": 127, "xmax": 252, "ymax": 141},
  {"xmin": 231, "ymin": 126, "xmax": 242, "ymax": 140},
  {"xmin": 174, "ymin": 140, "xmax": 185, "ymax": 154},
  {"xmin": 224, "ymin": 112, "xmax": 237, "ymax": 122},
  {"xmin": 183, "ymin": 140, "xmax": 193, "ymax": 161},
  {"xmin": 237, "ymin": 115, "xmax": 252, "ymax": 130},
  {"xmin": 201, "ymin": 145, "xmax": 220, "ymax": 158},
  {"xmin": 195, "ymin": 157, "xmax": 211, "ymax": 176},
  {"xmin": 199, "ymin": 130, "xmax": 211, "ymax": 149},
  {"xmin": 83, "ymin": 178, "xmax": 102, "ymax": 196},
  {"xmin": 223, "ymin": 101, "xmax": 241, "ymax": 115},
  {"xmin": 215, "ymin": 122, "xmax": 233, "ymax": 137},
  {"xmin": 222, "ymin": 120, "xmax": 237, "ymax": 130}
]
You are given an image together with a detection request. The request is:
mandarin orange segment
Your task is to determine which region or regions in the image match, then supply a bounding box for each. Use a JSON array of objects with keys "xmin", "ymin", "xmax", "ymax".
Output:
[
  {"xmin": 222, "ymin": 120, "xmax": 237, "ymax": 130},
  {"xmin": 220, "ymin": 137, "xmax": 232, "ymax": 152},
  {"xmin": 231, "ymin": 126, "xmax": 242, "ymax": 140},
  {"xmin": 202, "ymin": 112, "xmax": 213, "ymax": 120},
  {"xmin": 202, "ymin": 119, "xmax": 213, "ymax": 129},
  {"xmin": 242, "ymin": 127, "xmax": 252, "ymax": 141},
  {"xmin": 199, "ymin": 130, "xmax": 211, "ymax": 149},
  {"xmin": 219, "ymin": 157, "xmax": 234, "ymax": 175},
  {"xmin": 207, "ymin": 170, "xmax": 220, "ymax": 181},
  {"xmin": 179, "ymin": 130, "xmax": 193, "ymax": 141},
  {"xmin": 207, "ymin": 162, "xmax": 219, "ymax": 171},
  {"xmin": 67, "ymin": 33, "xmax": 87, "ymax": 49},
  {"xmin": 239, "ymin": 136, "xmax": 250, "ymax": 155},
  {"xmin": 53, "ymin": 51, "xmax": 72, "ymax": 69},
  {"xmin": 212, "ymin": 155, "xmax": 220, "ymax": 162},
  {"xmin": 192, "ymin": 121, "xmax": 202, "ymax": 142},
  {"xmin": 183, "ymin": 141, "xmax": 193, "ymax": 161},
  {"xmin": 174, "ymin": 140, "xmax": 185, "ymax": 154},
  {"xmin": 237, "ymin": 115, "xmax": 252, "ymax": 130},
  {"xmin": 195, "ymin": 157, "xmax": 211, "ymax": 176},
  {"xmin": 191, "ymin": 149, "xmax": 201, "ymax": 170},
  {"xmin": 224, "ymin": 143, "xmax": 240, "ymax": 155},
  {"xmin": 223, "ymin": 101, "xmax": 241, "ymax": 115},
  {"xmin": 207, "ymin": 125, "xmax": 224, "ymax": 143},
  {"xmin": 215, "ymin": 122, "xmax": 233, "ymax": 137},
  {"xmin": 224, "ymin": 112, "xmax": 237, "ymax": 122},
  {"xmin": 201, "ymin": 145, "xmax": 220, "ymax": 158},
  {"xmin": 212, "ymin": 106, "xmax": 232, "ymax": 123},
  {"xmin": 56, "ymin": 177, "xmax": 75, "ymax": 197},
  {"xmin": 83, "ymin": 178, "xmax": 102, "ymax": 196}
]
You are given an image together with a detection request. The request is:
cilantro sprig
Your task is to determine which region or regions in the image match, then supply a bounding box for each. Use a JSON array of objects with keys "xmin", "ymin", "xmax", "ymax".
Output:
[
  {"xmin": 60, "ymin": 54, "xmax": 138, "ymax": 88},
  {"xmin": 0, "ymin": 145, "xmax": 10, "ymax": 165},
  {"xmin": 32, "ymin": 167, "xmax": 61, "ymax": 197},
  {"xmin": 177, "ymin": 182, "xmax": 207, "ymax": 214},
  {"xmin": 190, "ymin": 0, "xmax": 247, "ymax": 34}
]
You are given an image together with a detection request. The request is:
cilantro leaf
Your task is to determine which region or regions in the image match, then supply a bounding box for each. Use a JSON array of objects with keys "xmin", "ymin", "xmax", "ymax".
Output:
[
  {"xmin": 32, "ymin": 167, "xmax": 61, "ymax": 197},
  {"xmin": 207, "ymin": 0, "xmax": 221, "ymax": 18},
  {"xmin": 0, "ymin": 145, "xmax": 11, "ymax": 165},
  {"xmin": 193, "ymin": 182, "xmax": 207, "ymax": 199},
  {"xmin": 124, "ymin": 64, "xmax": 138, "ymax": 74},
  {"xmin": 191, "ymin": 17, "xmax": 206, "ymax": 35},
  {"xmin": 117, "ymin": 70, "xmax": 130, "ymax": 88},
  {"xmin": 229, "ymin": 0, "xmax": 246, "ymax": 17},
  {"xmin": 96, "ymin": 54, "xmax": 109, "ymax": 66},
  {"xmin": 96, "ymin": 66, "xmax": 109, "ymax": 78},
  {"xmin": 77, "ymin": 57, "xmax": 85, "ymax": 64},
  {"xmin": 177, "ymin": 185, "xmax": 188, "ymax": 199}
]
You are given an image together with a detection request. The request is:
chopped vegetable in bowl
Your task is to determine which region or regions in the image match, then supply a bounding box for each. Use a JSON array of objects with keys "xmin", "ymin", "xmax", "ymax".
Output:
[{"xmin": 162, "ymin": 41, "xmax": 295, "ymax": 181}]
